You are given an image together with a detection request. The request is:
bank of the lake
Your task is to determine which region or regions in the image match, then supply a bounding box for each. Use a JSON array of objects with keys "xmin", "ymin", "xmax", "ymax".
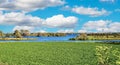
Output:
[{"xmin": 0, "ymin": 38, "xmax": 37, "ymax": 41}]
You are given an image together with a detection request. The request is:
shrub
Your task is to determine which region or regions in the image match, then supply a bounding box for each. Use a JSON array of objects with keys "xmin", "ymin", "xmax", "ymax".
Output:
[
  {"xmin": 112, "ymin": 48, "xmax": 120, "ymax": 65},
  {"xmin": 96, "ymin": 46, "xmax": 120, "ymax": 65},
  {"xmin": 96, "ymin": 46, "xmax": 112, "ymax": 65}
]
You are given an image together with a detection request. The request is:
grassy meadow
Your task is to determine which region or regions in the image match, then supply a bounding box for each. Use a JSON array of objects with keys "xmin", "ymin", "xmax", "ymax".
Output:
[{"xmin": 0, "ymin": 42, "xmax": 120, "ymax": 65}]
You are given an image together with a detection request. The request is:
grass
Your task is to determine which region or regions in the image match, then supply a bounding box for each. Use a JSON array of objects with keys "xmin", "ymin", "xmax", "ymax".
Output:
[{"xmin": 0, "ymin": 42, "xmax": 120, "ymax": 65}]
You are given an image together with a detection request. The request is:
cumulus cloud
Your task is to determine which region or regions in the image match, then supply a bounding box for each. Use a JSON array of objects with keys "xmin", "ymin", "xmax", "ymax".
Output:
[
  {"xmin": 0, "ymin": 12, "xmax": 78, "ymax": 28},
  {"xmin": 37, "ymin": 30, "xmax": 47, "ymax": 33},
  {"xmin": 43, "ymin": 14, "xmax": 78, "ymax": 28},
  {"xmin": 83, "ymin": 20, "xmax": 110, "ymax": 30},
  {"xmin": 79, "ymin": 20, "xmax": 120, "ymax": 32},
  {"xmin": 0, "ymin": 0, "xmax": 65, "ymax": 11},
  {"xmin": 108, "ymin": 22, "xmax": 120, "ymax": 32},
  {"xmin": 78, "ymin": 30, "xmax": 87, "ymax": 33},
  {"xmin": 0, "ymin": 12, "xmax": 44, "ymax": 26},
  {"xmin": 13, "ymin": 26, "xmax": 34, "ymax": 32},
  {"xmin": 0, "ymin": 11, "xmax": 78, "ymax": 32},
  {"xmin": 57, "ymin": 29, "xmax": 74, "ymax": 33},
  {"xmin": 72, "ymin": 6, "xmax": 110, "ymax": 17}
]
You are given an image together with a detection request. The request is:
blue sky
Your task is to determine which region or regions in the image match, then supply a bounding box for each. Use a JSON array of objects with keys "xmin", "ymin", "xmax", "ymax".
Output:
[{"xmin": 0, "ymin": 0, "xmax": 120, "ymax": 33}]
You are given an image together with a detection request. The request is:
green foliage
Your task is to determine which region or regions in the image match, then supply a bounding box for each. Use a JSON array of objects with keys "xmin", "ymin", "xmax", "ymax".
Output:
[
  {"xmin": 5, "ymin": 33, "xmax": 11, "ymax": 38},
  {"xmin": 0, "ymin": 30, "xmax": 4, "ymax": 38},
  {"xmin": 112, "ymin": 48, "xmax": 120, "ymax": 65},
  {"xmin": 71, "ymin": 33, "xmax": 120, "ymax": 40},
  {"xmin": 96, "ymin": 46, "xmax": 112, "ymax": 65},
  {"xmin": 69, "ymin": 38, "xmax": 76, "ymax": 40},
  {"xmin": 0, "ymin": 42, "xmax": 119, "ymax": 65},
  {"xmin": 96, "ymin": 46, "xmax": 120, "ymax": 65},
  {"xmin": 20, "ymin": 30, "xmax": 30, "ymax": 37},
  {"xmin": 70, "ymin": 33, "xmax": 88, "ymax": 40},
  {"xmin": 36, "ymin": 33, "xmax": 66, "ymax": 37}
]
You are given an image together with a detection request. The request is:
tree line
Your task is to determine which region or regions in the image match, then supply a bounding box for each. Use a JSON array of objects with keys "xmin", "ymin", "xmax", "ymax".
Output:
[
  {"xmin": 0, "ymin": 30, "xmax": 67, "ymax": 38},
  {"xmin": 69, "ymin": 32, "xmax": 120, "ymax": 40}
]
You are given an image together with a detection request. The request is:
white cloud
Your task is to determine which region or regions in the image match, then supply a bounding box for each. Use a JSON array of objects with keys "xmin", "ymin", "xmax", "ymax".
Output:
[
  {"xmin": 80, "ymin": 20, "xmax": 120, "ymax": 32},
  {"xmin": 0, "ymin": 11, "xmax": 78, "ymax": 32},
  {"xmin": 57, "ymin": 29, "xmax": 74, "ymax": 33},
  {"xmin": 44, "ymin": 14, "xmax": 78, "ymax": 28},
  {"xmin": 72, "ymin": 6, "xmax": 110, "ymax": 17},
  {"xmin": 108, "ymin": 22, "xmax": 120, "ymax": 32},
  {"xmin": 100, "ymin": 0, "xmax": 115, "ymax": 2},
  {"xmin": 0, "ymin": 0, "xmax": 65, "ymax": 11},
  {"xmin": 0, "ymin": 12, "xmax": 78, "ymax": 29},
  {"xmin": 78, "ymin": 30, "xmax": 87, "ymax": 33},
  {"xmin": 13, "ymin": 26, "xmax": 34, "ymax": 32},
  {"xmin": 37, "ymin": 30, "xmax": 47, "ymax": 33},
  {"xmin": 83, "ymin": 20, "xmax": 110, "ymax": 30},
  {"xmin": 0, "ymin": 12, "xmax": 44, "ymax": 26}
]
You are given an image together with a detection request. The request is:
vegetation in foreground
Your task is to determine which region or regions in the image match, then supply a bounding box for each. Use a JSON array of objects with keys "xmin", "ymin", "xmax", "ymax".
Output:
[{"xmin": 0, "ymin": 42, "xmax": 120, "ymax": 65}]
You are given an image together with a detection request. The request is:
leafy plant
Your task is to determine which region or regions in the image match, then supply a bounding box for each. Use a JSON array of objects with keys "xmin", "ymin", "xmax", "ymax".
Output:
[
  {"xmin": 96, "ymin": 46, "xmax": 120, "ymax": 65},
  {"xmin": 96, "ymin": 46, "xmax": 112, "ymax": 65},
  {"xmin": 112, "ymin": 48, "xmax": 120, "ymax": 65}
]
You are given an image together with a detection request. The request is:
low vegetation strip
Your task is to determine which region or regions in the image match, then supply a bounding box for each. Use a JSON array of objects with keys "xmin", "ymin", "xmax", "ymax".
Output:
[
  {"xmin": 0, "ymin": 38, "xmax": 36, "ymax": 41},
  {"xmin": 0, "ymin": 42, "xmax": 120, "ymax": 65}
]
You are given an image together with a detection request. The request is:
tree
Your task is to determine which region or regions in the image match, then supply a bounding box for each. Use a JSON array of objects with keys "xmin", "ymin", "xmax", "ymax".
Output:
[
  {"xmin": 0, "ymin": 30, "xmax": 4, "ymax": 38},
  {"xmin": 77, "ymin": 33, "xmax": 88, "ymax": 40},
  {"xmin": 5, "ymin": 33, "xmax": 11, "ymax": 38},
  {"xmin": 20, "ymin": 30, "xmax": 30, "ymax": 37},
  {"xmin": 14, "ymin": 30, "xmax": 22, "ymax": 38}
]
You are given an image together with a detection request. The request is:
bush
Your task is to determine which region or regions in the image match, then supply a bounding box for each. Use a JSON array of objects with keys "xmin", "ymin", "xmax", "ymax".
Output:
[{"xmin": 96, "ymin": 46, "xmax": 120, "ymax": 65}]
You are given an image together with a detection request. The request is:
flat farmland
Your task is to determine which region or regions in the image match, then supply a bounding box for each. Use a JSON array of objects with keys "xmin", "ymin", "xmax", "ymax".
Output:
[{"xmin": 0, "ymin": 42, "xmax": 120, "ymax": 65}]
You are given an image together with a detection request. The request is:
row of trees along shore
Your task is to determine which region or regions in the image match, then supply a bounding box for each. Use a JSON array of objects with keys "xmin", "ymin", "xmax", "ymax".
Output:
[
  {"xmin": 1, "ymin": 30, "xmax": 120, "ymax": 40},
  {"xmin": 69, "ymin": 33, "xmax": 120, "ymax": 40},
  {"xmin": 0, "ymin": 30, "xmax": 67, "ymax": 38}
]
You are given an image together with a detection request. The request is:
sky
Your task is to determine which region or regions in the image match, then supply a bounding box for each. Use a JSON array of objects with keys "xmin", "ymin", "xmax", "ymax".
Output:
[{"xmin": 0, "ymin": 0, "xmax": 120, "ymax": 33}]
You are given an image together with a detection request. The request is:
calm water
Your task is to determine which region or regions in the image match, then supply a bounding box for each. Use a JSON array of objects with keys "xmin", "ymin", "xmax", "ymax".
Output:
[{"xmin": 25, "ymin": 34, "xmax": 77, "ymax": 42}]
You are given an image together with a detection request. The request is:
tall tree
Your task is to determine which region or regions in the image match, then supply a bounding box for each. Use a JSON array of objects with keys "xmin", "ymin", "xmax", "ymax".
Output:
[
  {"xmin": 14, "ymin": 30, "xmax": 22, "ymax": 38},
  {"xmin": 0, "ymin": 30, "xmax": 4, "ymax": 38},
  {"xmin": 77, "ymin": 33, "xmax": 88, "ymax": 40},
  {"xmin": 21, "ymin": 30, "xmax": 30, "ymax": 37}
]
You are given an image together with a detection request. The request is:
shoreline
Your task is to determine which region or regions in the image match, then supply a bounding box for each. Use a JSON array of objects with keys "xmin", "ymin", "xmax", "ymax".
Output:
[{"xmin": 0, "ymin": 38, "xmax": 37, "ymax": 41}]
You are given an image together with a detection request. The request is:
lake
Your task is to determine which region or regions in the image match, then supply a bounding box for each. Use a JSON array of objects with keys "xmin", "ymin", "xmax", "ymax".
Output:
[{"xmin": 24, "ymin": 34, "xmax": 77, "ymax": 42}]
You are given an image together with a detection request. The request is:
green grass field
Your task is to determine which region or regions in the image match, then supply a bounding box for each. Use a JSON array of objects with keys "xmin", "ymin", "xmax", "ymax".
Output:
[{"xmin": 0, "ymin": 42, "xmax": 120, "ymax": 65}]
